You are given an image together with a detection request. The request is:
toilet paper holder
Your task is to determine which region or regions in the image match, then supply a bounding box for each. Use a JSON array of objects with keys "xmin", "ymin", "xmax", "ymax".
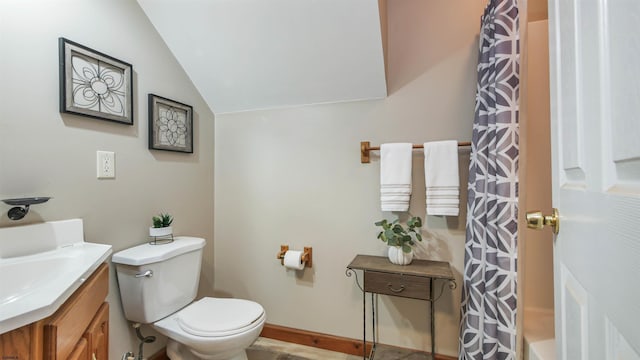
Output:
[{"xmin": 277, "ymin": 245, "xmax": 313, "ymax": 268}]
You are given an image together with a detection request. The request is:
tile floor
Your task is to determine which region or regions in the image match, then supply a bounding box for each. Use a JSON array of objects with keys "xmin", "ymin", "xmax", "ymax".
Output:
[{"xmin": 247, "ymin": 338, "xmax": 433, "ymax": 360}]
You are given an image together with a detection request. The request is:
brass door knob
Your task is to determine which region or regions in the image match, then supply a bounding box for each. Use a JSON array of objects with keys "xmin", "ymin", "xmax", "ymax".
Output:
[{"xmin": 526, "ymin": 208, "xmax": 560, "ymax": 234}]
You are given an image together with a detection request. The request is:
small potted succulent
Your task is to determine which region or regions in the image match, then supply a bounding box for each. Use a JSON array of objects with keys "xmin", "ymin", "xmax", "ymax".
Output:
[
  {"xmin": 149, "ymin": 213, "xmax": 173, "ymax": 237},
  {"xmin": 374, "ymin": 216, "xmax": 422, "ymax": 265}
]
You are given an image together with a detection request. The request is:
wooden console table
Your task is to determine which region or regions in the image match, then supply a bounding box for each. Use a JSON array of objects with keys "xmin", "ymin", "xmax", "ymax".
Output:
[{"xmin": 346, "ymin": 255, "xmax": 456, "ymax": 359}]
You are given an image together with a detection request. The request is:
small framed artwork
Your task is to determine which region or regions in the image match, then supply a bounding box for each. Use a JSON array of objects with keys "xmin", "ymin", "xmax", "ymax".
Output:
[
  {"xmin": 59, "ymin": 37, "xmax": 133, "ymax": 125},
  {"xmin": 148, "ymin": 94, "xmax": 193, "ymax": 153}
]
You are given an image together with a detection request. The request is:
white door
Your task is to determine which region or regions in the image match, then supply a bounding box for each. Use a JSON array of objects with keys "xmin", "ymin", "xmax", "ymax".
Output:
[{"xmin": 548, "ymin": 0, "xmax": 640, "ymax": 359}]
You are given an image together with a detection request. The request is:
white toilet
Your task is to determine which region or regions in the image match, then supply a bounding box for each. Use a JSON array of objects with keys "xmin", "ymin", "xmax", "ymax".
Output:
[{"xmin": 112, "ymin": 236, "xmax": 265, "ymax": 360}]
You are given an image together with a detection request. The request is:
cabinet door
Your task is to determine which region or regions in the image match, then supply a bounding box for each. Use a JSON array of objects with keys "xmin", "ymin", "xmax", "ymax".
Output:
[
  {"xmin": 85, "ymin": 303, "xmax": 109, "ymax": 360},
  {"xmin": 67, "ymin": 338, "xmax": 89, "ymax": 360}
]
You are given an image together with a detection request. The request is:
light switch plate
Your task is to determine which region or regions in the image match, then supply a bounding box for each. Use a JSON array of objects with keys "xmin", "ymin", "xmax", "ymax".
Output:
[{"xmin": 97, "ymin": 151, "xmax": 115, "ymax": 179}]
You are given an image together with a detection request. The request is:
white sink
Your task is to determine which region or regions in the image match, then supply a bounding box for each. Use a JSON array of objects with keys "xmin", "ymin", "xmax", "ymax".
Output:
[{"xmin": 0, "ymin": 219, "xmax": 112, "ymax": 334}]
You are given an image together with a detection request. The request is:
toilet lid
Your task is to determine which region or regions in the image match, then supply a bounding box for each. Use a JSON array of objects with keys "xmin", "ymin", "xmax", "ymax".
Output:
[{"xmin": 177, "ymin": 297, "xmax": 264, "ymax": 337}]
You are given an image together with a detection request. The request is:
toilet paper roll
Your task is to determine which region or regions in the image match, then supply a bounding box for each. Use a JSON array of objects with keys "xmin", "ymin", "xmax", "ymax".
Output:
[{"xmin": 283, "ymin": 250, "xmax": 305, "ymax": 270}]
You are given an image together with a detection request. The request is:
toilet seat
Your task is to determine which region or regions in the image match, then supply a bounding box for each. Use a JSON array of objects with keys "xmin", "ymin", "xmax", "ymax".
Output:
[{"xmin": 177, "ymin": 297, "xmax": 264, "ymax": 337}]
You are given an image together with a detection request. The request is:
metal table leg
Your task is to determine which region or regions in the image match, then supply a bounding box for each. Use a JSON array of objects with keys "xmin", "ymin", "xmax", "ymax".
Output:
[
  {"xmin": 363, "ymin": 285, "xmax": 366, "ymax": 360},
  {"xmin": 370, "ymin": 293, "xmax": 377, "ymax": 359},
  {"xmin": 430, "ymin": 277, "xmax": 435, "ymax": 359}
]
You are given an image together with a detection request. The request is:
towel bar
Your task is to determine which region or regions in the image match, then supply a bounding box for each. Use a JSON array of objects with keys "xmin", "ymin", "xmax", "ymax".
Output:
[{"xmin": 360, "ymin": 141, "xmax": 471, "ymax": 164}]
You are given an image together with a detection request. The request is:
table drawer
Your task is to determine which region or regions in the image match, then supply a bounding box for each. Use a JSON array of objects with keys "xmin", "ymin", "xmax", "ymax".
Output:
[{"xmin": 364, "ymin": 271, "xmax": 429, "ymax": 300}]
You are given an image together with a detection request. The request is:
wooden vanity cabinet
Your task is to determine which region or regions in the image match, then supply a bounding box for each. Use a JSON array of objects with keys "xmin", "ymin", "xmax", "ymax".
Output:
[
  {"xmin": 84, "ymin": 303, "xmax": 109, "ymax": 360},
  {"xmin": 0, "ymin": 322, "xmax": 44, "ymax": 359},
  {"xmin": 0, "ymin": 263, "xmax": 109, "ymax": 360},
  {"xmin": 43, "ymin": 263, "xmax": 109, "ymax": 360},
  {"xmin": 67, "ymin": 338, "xmax": 89, "ymax": 360},
  {"xmin": 60, "ymin": 303, "xmax": 109, "ymax": 360}
]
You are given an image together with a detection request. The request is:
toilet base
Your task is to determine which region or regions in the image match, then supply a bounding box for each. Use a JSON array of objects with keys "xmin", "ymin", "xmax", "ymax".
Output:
[{"xmin": 166, "ymin": 339, "xmax": 248, "ymax": 360}]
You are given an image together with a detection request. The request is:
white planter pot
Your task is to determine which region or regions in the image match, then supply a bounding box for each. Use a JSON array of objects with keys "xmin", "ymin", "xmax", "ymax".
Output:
[
  {"xmin": 387, "ymin": 246, "xmax": 413, "ymax": 265},
  {"xmin": 149, "ymin": 226, "xmax": 172, "ymax": 237}
]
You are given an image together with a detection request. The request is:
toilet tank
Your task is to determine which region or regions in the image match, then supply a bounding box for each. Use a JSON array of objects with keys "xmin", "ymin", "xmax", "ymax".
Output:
[{"xmin": 112, "ymin": 236, "xmax": 205, "ymax": 323}]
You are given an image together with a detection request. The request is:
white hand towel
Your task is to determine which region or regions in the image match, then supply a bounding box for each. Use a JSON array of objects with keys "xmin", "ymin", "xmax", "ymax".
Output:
[
  {"xmin": 424, "ymin": 141, "xmax": 459, "ymax": 216},
  {"xmin": 380, "ymin": 143, "xmax": 413, "ymax": 211},
  {"xmin": 380, "ymin": 194, "xmax": 411, "ymax": 202}
]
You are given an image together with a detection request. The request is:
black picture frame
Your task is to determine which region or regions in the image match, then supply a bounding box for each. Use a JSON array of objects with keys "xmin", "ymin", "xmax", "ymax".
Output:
[
  {"xmin": 148, "ymin": 94, "xmax": 193, "ymax": 153},
  {"xmin": 59, "ymin": 37, "xmax": 133, "ymax": 125}
]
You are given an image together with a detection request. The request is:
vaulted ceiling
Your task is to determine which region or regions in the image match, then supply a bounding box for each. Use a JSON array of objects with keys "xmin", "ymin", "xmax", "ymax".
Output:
[{"xmin": 137, "ymin": 0, "xmax": 387, "ymax": 114}]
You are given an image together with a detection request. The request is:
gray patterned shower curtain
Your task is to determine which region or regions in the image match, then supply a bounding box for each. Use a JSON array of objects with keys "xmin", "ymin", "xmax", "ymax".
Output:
[{"xmin": 459, "ymin": 0, "xmax": 520, "ymax": 359}]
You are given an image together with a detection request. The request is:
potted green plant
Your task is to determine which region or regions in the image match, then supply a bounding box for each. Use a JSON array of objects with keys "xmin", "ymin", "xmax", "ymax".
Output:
[
  {"xmin": 149, "ymin": 213, "xmax": 173, "ymax": 237},
  {"xmin": 375, "ymin": 216, "xmax": 422, "ymax": 265}
]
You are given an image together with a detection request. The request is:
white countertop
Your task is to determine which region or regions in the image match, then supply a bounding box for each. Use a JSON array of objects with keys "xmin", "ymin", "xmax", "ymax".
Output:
[{"xmin": 0, "ymin": 219, "xmax": 112, "ymax": 334}]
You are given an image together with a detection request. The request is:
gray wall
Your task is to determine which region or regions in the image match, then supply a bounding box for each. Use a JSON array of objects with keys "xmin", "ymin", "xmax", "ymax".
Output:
[
  {"xmin": 214, "ymin": 2, "xmax": 486, "ymax": 356},
  {"xmin": 0, "ymin": 0, "xmax": 215, "ymax": 357}
]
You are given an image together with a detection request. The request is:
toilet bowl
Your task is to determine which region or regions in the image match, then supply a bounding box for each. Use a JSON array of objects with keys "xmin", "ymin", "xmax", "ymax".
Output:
[
  {"xmin": 155, "ymin": 298, "xmax": 265, "ymax": 360},
  {"xmin": 112, "ymin": 237, "xmax": 265, "ymax": 360}
]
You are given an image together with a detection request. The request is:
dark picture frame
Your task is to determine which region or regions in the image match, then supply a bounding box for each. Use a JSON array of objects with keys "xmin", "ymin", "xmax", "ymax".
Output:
[
  {"xmin": 59, "ymin": 37, "xmax": 133, "ymax": 125},
  {"xmin": 148, "ymin": 94, "xmax": 193, "ymax": 153}
]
